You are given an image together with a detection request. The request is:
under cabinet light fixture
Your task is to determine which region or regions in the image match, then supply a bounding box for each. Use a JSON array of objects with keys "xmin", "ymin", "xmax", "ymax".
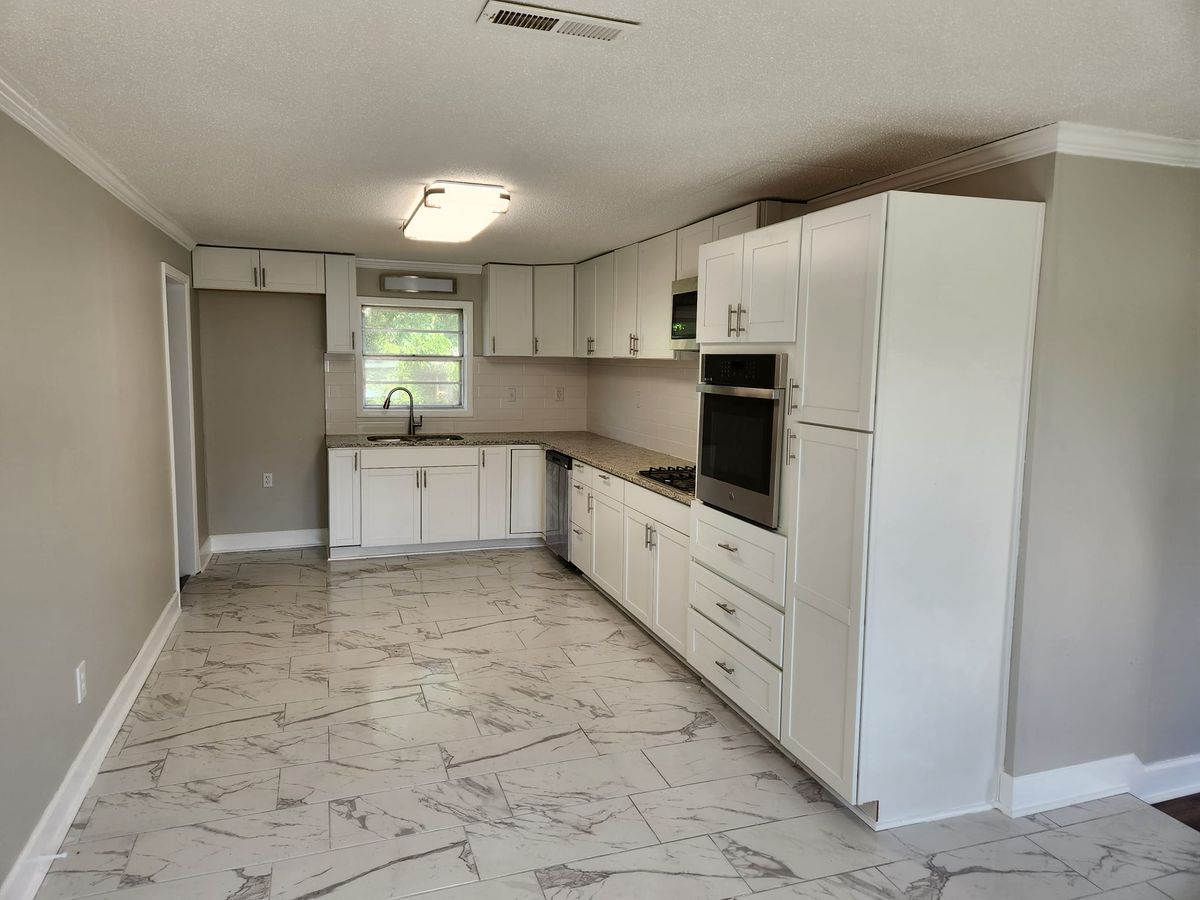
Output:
[{"xmin": 401, "ymin": 181, "xmax": 511, "ymax": 243}]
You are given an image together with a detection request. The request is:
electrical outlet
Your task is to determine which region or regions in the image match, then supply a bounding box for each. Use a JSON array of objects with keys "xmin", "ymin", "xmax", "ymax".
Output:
[
  {"xmin": 262, "ymin": 473, "xmax": 273, "ymax": 488},
  {"xmin": 75, "ymin": 661, "xmax": 86, "ymax": 704},
  {"xmin": 554, "ymin": 386, "xmax": 565, "ymax": 402},
  {"xmin": 506, "ymin": 386, "xmax": 518, "ymax": 403}
]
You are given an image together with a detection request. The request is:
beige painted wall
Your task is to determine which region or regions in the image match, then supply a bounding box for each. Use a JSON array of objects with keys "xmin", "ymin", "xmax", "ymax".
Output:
[
  {"xmin": 198, "ymin": 291, "xmax": 327, "ymax": 536},
  {"xmin": 0, "ymin": 111, "xmax": 192, "ymax": 878},
  {"xmin": 924, "ymin": 154, "xmax": 1200, "ymax": 776}
]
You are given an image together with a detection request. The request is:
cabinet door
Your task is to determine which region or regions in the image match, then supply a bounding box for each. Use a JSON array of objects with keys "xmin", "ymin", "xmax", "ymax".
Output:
[
  {"xmin": 192, "ymin": 246, "xmax": 260, "ymax": 291},
  {"xmin": 478, "ymin": 446, "xmax": 510, "ymax": 540},
  {"xmin": 324, "ymin": 255, "xmax": 355, "ymax": 353},
  {"xmin": 741, "ymin": 218, "xmax": 801, "ymax": 343},
  {"xmin": 713, "ymin": 203, "xmax": 759, "ymax": 240},
  {"xmin": 621, "ymin": 508, "xmax": 654, "ymax": 625},
  {"xmin": 483, "ymin": 264, "xmax": 535, "ymax": 356},
  {"xmin": 612, "ymin": 244, "xmax": 639, "ymax": 358},
  {"xmin": 676, "ymin": 219, "xmax": 714, "ymax": 280},
  {"xmin": 569, "ymin": 523, "xmax": 593, "ymax": 577},
  {"xmin": 696, "ymin": 235, "xmax": 743, "ymax": 344},
  {"xmin": 533, "ymin": 265, "xmax": 575, "ymax": 357},
  {"xmin": 574, "ymin": 258, "xmax": 596, "ymax": 358},
  {"xmin": 635, "ymin": 231, "xmax": 677, "ymax": 359},
  {"xmin": 797, "ymin": 194, "xmax": 887, "ymax": 431},
  {"xmin": 328, "ymin": 450, "xmax": 361, "ymax": 548},
  {"xmin": 360, "ymin": 467, "xmax": 421, "ymax": 547},
  {"xmin": 509, "ymin": 447, "xmax": 545, "ymax": 535},
  {"xmin": 593, "ymin": 253, "xmax": 616, "ymax": 358},
  {"xmin": 782, "ymin": 424, "xmax": 872, "ymax": 803},
  {"xmin": 590, "ymin": 493, "xmax": 624, "ymax": 601},
  {"xmin": 651, "ymin": 523, "xmax": 689, "ymax": 655},
  {"xmin": 259, "ymin": 250, "xmax": 326, "ymax": 294},
  {"xmin": 422, "ymin": 466, "xmax": 480, "ymax": 544}
]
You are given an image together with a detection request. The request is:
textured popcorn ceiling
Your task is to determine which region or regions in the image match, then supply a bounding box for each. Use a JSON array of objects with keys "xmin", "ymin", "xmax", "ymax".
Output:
[{"xmin": 0, "ymin": 0, "xmax": 1195, "ymax": 263}]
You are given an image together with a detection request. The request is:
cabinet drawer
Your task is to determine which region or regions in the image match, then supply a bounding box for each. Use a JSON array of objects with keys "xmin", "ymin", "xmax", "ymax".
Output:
[
  {"xmin": 571, "ymin": 460, "xmax": 593, "ymax": 488},
  {"xmin": 590, "ymin": 469, "xmax": 625, "ymax": 503},
  {"xmin": 688, "ymin": 610, "xmax": 782, "ymax": 738},
  {"xmin": 569, "ymin": 524, "xmax": 592, "ymax": 576},
  {"xmin": 689, "ymin": 563, "xmax": 785, "ymax": 666},
  {"xmin": 570, "ymin": 481, "xmax": 592, "ymax": 530},
  {"xmin": 691, "ymin": 503, "xmax": 788, "ymax": 605},
  {"xmin": 361, "ymin": 446, "xmax": 479, "ymax": 469}
]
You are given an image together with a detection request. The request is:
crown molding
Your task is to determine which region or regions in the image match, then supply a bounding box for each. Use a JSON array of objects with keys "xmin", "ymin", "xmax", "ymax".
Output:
[
  {"xmin": 812, "ymin": 122, "xmax": 1200, "ymax": 207},
  {"xmin": 355, "ymin": 257, "xmax": 483, "ymax": 275},
  {"xmin": 0, "ymin": 71, "xmax": 195, "ymax": 250}
]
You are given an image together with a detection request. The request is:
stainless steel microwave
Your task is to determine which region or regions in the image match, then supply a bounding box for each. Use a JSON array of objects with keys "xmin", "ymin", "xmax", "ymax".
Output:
[
  {"xmin": 696, "ymin": 353, "xmax": 788, "ymax": 529},
  {"xmin": 670, "ymin": 277, "xmax": 699, "ymax": 351}
]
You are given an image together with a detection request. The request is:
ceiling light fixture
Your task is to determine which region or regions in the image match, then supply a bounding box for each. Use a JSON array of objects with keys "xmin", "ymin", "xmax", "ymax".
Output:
[{"xmin": 401, "ymin": 181, "xmax": 511, "ymax": 243}]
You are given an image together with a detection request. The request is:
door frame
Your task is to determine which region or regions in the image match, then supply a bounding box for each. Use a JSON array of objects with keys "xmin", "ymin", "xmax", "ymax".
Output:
[{"xmin": 160, "ymin": 262, "xmax": 201, "ymax": 580}]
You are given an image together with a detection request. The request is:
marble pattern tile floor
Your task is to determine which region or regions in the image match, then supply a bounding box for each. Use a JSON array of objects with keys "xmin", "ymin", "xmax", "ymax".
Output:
[{"xmin": 35, "ymin": 547, "xmax": 1200, "ymax": 900}]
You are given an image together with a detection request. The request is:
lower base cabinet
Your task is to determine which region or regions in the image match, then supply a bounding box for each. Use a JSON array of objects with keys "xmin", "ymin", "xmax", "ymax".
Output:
[
  {"xmin": 688, "ymin": 609, "xmax": 783, "ymax": 738},
  {"xmin": 590, "ymin": 492, "xmax": 624, "ymax": 601},
  {"xmin": 509, "ymin": 447, "xmax": 545, "ymax": 535},
  {"xmin": 422, "ymin": 466, "xmax": 479, "ymax": 544},
  {"xmin": 361, "ymin": 467, "xmax": 421, "ymax": 547},
  {"xmin": 328, "ymin": 449, "xmax": 361, "ymax": 548},
  {"xmin": 624, "ymin": 507, "xmax": 689, "ymax": 655}
]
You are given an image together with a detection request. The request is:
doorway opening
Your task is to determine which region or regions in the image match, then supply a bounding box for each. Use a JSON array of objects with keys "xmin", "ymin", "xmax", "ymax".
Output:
[{"xmin": 161, "ymin": 263, "xmax": 200, "ymax": 580}]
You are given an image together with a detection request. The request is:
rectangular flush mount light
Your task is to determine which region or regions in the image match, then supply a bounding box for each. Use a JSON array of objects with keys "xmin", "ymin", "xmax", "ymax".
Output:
[{"xmin": 402, "ymin": 181, "xmax": 510, "ymax": 243}]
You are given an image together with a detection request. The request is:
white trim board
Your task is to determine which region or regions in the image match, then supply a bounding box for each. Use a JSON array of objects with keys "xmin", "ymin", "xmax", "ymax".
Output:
[
  {"xmin": 999, "ymin": 751, "xmax": 1200, "ymax": 818},
  {"xmin": 356, "ymin": 258, "xmax": 483, "ymax": 275},
  {"xmin": 208, "ymin": 528, "xmax": 329, "ymax": 553},
  {"xmin": 198, "ymin": 536, "xmax": 213, "ymax": 572},
  {"xmin": 814, "ymin": 121, "xmax": 1200, "ymax": 207},
  {"xmin": 0, "ymin": 593, "xmax": 180, "ymax": 900},
  {"xmin": 0, "ymin": 69, "xmax": 194, "ymax": 249}
]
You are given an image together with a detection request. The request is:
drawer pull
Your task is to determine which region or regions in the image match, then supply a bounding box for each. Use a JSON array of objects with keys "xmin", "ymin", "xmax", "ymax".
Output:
[
  {"xmin": 715, "ymin": 660, "xmax": 736, "ymax": 675},
  {"xmin": 597, "ymin": 473, "xmax": 610, "ymax": 482},
  {"xmin": 573, "ymin": 483, "xmax": 583, "ymax": 491},
  {"xmin": 715, "ymin": 601, "xmax": 736, "ymax": 615},
  {"xmin": 717, "ymin": 542, "xmax": 739, "ymax": 553},
  {"xmin": 572, "ymin": 527, "xmax": 583, "ymax": 536}
]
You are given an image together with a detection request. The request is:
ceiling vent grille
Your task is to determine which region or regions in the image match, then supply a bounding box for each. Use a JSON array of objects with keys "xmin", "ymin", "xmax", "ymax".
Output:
[{"xmin": 477, "ymin": 1, "xmax": 638, "ymax": 42}]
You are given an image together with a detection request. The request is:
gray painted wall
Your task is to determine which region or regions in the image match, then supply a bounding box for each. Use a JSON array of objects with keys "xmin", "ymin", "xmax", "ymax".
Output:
[
  {"xmin": 0, "ymin": 111, "xmax": 192, "ymax": 878},
  {"xmin": 924, "ymin": 154, "xmax": 1200, "ymax": 776},
  {"xmin": 198, "ymin": 291, "xmax": 327, "ymax": 536}
]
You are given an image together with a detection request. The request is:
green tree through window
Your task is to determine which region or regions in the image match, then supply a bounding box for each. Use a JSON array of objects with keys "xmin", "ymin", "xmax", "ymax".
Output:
[{"xmin": 361, "ymin": 305, "xmax": 465, "ymax": 409}]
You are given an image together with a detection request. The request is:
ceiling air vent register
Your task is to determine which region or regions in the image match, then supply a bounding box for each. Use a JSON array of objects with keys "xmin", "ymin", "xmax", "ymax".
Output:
[{"xmin": 477, "ymin": 1, "xmax": 638, "ymax": 42}]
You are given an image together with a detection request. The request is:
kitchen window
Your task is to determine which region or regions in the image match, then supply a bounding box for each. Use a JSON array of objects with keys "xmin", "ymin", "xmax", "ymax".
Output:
[{"xmin": 358, "ymin": 299, "xmax": 472, "ymax": 416}]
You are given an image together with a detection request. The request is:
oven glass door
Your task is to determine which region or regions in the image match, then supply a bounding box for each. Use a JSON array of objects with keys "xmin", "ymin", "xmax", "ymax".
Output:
[{"xmin": 698, "ymin": 392, "xmax": 776, "ymax": 497}]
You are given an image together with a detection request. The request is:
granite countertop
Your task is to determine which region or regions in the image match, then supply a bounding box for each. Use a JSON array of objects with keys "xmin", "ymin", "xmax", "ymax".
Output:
[{"xmin": 325, "ymin": 430, "xmax": 695, "ymax": 505}]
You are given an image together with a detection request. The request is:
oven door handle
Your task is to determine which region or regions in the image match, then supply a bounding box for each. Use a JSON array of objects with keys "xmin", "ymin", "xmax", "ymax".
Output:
[{"xmin": 696, "ymin": 384, "xmax": 784, "ymax": 400}]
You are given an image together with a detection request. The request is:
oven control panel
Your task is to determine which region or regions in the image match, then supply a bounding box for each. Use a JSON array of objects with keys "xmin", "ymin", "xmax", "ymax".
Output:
[{"xmin": 700, "ymin": 353, "xmax": 784, "ymax": 389}]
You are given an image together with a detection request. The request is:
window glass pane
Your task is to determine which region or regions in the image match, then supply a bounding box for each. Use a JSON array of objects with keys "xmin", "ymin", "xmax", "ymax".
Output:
[
  {"xmin": 362, "ymin": 329, "xmax": 461, "ymax": 357},
  {"xmin": 363, "ymin": 307, "xmax": 461, "ymax": 332},
  {"xmin": 363, "ymin": 358, "xmax": 461, "ymax": 384},
  {"xmin": 364, "ymin": 382, "xmax": 461, "ymax": 408},
  {"xmin": 360, "ymin": 304, "xmax": 466, "ymax": 411}
]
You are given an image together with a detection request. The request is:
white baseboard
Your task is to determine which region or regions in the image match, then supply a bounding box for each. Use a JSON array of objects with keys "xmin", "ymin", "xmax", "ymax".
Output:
[
  {"xmin": 209, "ymin": 528, "xmax": 328, "ymax": 553},
  {"xmin": 198, "ymin": 536, "xmax": 213, "ymax": 572},
  {"xmin": 999, "ymin": 751, "xmax": 1200, "ymax": 817},
  {"xmin": 0, "ymin": 592, "xmax": 180, "ymax": 900},
  {"xmin": 328, "ymin": 536, "xmax": 543, "ymax": 560}
]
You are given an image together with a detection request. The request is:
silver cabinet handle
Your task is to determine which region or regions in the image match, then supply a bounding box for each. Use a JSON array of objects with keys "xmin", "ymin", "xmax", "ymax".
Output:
[
  {"xmin": 261, "ymin": 267, "xmax": 267, "ymax": 288},
  {"xmin": 649, "ymin": 525, "xmax": 656, "ymax": 549},
  {"xmin": 491, "ymin": 336, "xmax": 496, "ymax": 353},
  {"xmin": 573, "ymin": 483, "xmax": 583, "ymax": 492},
  {"xmin": 534, "ymin": 336, "xmax": 540, "ymax": 354},
  {"xmin": 788, "ymin": 378, "xmax": 799, "ymax": 412},
  {"xmin": 481, "ymin": 449, "xmax": 486, "ymax": 468},
  {"xmin": 416, "ymin": 470, "xmax": 421, "ymax": 489},
  {"xmin": 353, "ymin": 451, "xmax": 358, "ymax": 472},
  {"xmin": 252, "ymin": 266, "xmax": 258, "ymax": 288},
  {"xmin": 597, "ymin": 473, "xmax": 610, "ymax": 482},
  {"xmin": 587, "ymin": 336, "xmax": 594, "ymax": 354},
  {"xmin": 715, "ymin": 601, "xmax": 736, "ymax": 615},
  {"xmin": 351, "ymin": 331, "xmax": 356, "ymax": 350},
  {"xmin": 717, "ymin": 542, "xmax": 738, "ymax": 553},
  {"xmin": 424, "ymin": 469, "xmax": 428, "ymax": 488},
  {"xmin": 726, "ymin": 304, "xmax": 735, "ymax": 337},
  {"xmin": 715, "ymin": 660, "xmax": 735, "ymax": 675},
  {"xmin": 644, "ymin": 522, "xmax": 651, "ymax": 549},
  {"xmin": 587, "ymin": 494, "xmax": 593, "ymax": 513},
  {"xmin": 572, "ymin": 527, "xmax": 583, "ymax": 536},
  {"xmin": 786, "ymin": 429, "xmax": 797, "ymax": 464},
  {"xmin": 736, "ymin": 304, "xmax": 746, "ymax": 334}
]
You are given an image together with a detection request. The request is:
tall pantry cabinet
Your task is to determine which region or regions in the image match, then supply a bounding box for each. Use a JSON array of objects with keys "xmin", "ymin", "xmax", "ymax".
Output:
[{"xmin": 781, "ymin": 191, "xmax": 1044, "ymax": 826}]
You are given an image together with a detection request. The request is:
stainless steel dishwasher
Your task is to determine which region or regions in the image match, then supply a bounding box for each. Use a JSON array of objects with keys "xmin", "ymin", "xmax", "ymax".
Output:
[{"xmin": 544, "ymin": 450, "xmax": 572, "ymax": 562}]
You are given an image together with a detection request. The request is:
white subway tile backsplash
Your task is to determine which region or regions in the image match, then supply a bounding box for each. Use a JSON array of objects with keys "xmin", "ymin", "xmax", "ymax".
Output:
[{"xmin": 586, "ymin": 357, "xmax": 699, "ymax": 462}]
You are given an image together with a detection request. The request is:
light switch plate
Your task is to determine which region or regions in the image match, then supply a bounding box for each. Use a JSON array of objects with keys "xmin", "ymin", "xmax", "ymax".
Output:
[{"xmin": 263, "ymin": 473, "xmax": 273, "ymax": 488}]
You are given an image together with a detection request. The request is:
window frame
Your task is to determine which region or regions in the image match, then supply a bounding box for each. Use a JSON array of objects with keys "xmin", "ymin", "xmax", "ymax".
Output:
[{"xmin": 355, "ymin": 297, "xmax": 473, "ymax": 418}]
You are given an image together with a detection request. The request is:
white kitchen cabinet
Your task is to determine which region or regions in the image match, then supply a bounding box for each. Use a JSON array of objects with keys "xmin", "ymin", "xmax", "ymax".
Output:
[
  {"xmin": 688, "ymin": 610, "xmax": 782, "ymax": 738},
  {"xmin": 259, "ymin": 250, "xmax": 326, "ymax": 294},
  {"xmin": 621, "ymin": 508, "xmax": 655, "ymax": 625},
  {"xmin": 635, "ymin": 231, "xmax": 677, "ymax": 358},
  {"xmin": 713, "ymin": 203, "xmax": 759, "ymax": 240},
  {"xmin": 509, "ymin": 447, "xmax": 545, "ymax": 535},
  {"xmin": 482, "ymin": 264, "xmax": 534, "ymax": 356},
  {"xmin": 795, "ymin": 194, "xmax": 887, "ymax": 431},
  {"xmin": 478, "ymin": 446, "xmax": 510, "ymax": 540},
  {"xmin": 782, "ymin": 425, "xmax": 871, "ymax": 801},
  {"xmin": 593, "ymin": 252, "xmax": 616, "ymax": 358},
  {"xmin": 696, "ymin": 235, "xmax": 743, "ymax": 344},
  {"xmin": 676, "ymin": 219, "xmax": 713, "ymax": 280},
  {"xmin": 569, "ymin": 522, "xmax": 592, "ymax": 576},
  {"xmin": 533, "ymin": 265, "xmax": 574, "ymax": 357},
  {"xmin": 192, "ymin": 246, "xmax": 261, "ymax": 291},
  {"xmin": 422, "ymin": 466, "xmax": 480, "ymax": 544},
  {"xmin": 324, "ymin": 254, "xmax": 355, "ymax": 353},
  {"xmin": 360, "ymin": 467, "xmax": 421, "ymax": 547},
  {"xmin": 574, "ymin": 257, "xmax": 596, "ymax": 358},
  {"xmin": 327, "ymin": 449, "xmax": 361, "ymax": 548},
  {"xmin": 650, "ymin": 522, "xmax": 689, "ymax": 655},
  {"xmin": 740, "ymin": 218, "xmax": 801, "ymax": 343},
  {"xmin": 612, "ymin": 244, "xmax": 639, "ymax": 358},
  {"xmin": 589, "ymin": 492, "xmax": 624, "ymax": 601}
]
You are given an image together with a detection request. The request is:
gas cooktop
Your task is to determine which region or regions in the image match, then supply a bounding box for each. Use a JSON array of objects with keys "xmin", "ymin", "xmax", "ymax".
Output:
[{"xmin": 638, "ymin": 465, "xmax": 696, "ymax": 494}]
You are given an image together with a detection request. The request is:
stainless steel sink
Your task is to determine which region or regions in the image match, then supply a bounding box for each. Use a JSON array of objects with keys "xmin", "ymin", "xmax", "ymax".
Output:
[{"xmin": 366, "ymin": 434, "xmax": 464, "ymax": 443}]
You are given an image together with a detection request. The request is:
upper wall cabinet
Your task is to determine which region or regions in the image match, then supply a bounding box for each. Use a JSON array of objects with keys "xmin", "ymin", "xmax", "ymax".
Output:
[
  {"xmin": 324, "ymin": 254, "xmax": 356, "ymax": 353},
  {"xmin": 193, "ymin": 246, "xmax": 326, "ymax": 294},
  {"xmin": 676, "ymin": 219, "xmax": 714, "ymax": 280},
  {"xmin": 482, "ymin": 263, "xmax": 534, "ymax": 356},
  {"xmin": 574, "ymin": 257, "xmax": 597, "ymax": 357},
  {"xmin": 635, "ymin": 230, "xmax": 677, "ymax": 359},
  {"xmin": 612, "ymin": 245, "xmax": 639, "ymax": 358},
  {"xmin": 676, "ymin": 201, "xmax": 803, "ymax": 281},
  {"xmin": 533, "ymin": 265, "xmax": 575, "ymax": 357}
]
